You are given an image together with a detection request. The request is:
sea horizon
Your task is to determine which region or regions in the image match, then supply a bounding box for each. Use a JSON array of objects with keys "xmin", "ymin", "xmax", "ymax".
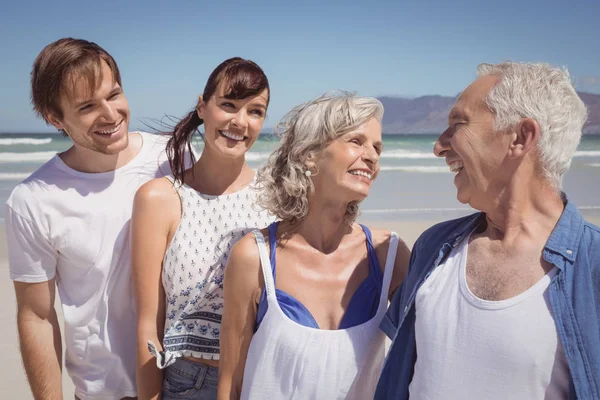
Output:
[{"xmin": 2, "ymin": 132, "xmax": 600, "ymax": 224}]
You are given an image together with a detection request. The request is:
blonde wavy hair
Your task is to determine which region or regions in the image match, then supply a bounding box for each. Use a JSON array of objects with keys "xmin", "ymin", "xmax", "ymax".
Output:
[{"xmin": 257, "ymin": 91, "xmax": 384, "ymax": 225}]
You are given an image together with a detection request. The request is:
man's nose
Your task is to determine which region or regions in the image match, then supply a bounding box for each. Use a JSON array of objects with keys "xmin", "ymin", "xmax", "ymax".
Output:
[
  {"xmin": 100, "ymin": 102, "xmax": 118, "ymax": 122},
  {"xmin": 434, "ymin": 127, "xmax": 452, "ymax": 158}
]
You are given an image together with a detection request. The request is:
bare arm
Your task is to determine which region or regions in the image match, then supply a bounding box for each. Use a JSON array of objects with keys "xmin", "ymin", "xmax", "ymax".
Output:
[
  {"xmin": 217, "ymin": 234, "xmax": 263, "ymax": 400},
  {"xmin": 14, "ymin": 279, "xmax": 63, "ymax": 400},
  {"xmin": 389, "ymin": 236, "xmax": 411, "ymax": 300},
  {"xmin": 131, "ymin": 178, "xmax": 179, "ymax": 400},
  {"xmin": 371, "ymin": 229, "xmax": 411, "ymax": 300}
]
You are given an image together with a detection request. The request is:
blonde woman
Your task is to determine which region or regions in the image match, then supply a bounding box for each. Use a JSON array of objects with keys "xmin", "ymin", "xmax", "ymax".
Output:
[{"xmin": 218, "ymin": 92, "xmax": 411, "ymax": 399}]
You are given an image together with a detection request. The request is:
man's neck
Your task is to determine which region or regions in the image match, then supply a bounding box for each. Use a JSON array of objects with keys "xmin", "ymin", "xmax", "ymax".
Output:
[
  {"xmin": 480, "ymin": 180, "xmax": 565, "ymax": 247},
  {"xmin": 60, "ymin": 132, "xmax": 141, "ymax": 173}
]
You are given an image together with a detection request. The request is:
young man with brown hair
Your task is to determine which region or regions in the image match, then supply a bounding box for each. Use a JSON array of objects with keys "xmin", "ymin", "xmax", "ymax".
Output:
[{"xmin": 5, "ymin": 38, "xmax": 175, "ymax": 400}]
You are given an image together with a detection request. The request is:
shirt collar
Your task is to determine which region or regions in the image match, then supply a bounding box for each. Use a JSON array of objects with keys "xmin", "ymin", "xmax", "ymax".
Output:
[
  {"xmin": 447, "ymin": 194, "xmax": 583, "ymax": 262},
  {"xmin": 544, "ymin": 196, "xmax": 584, "ymax": 263},
  {"xmin": 447, "ymin": 212, "xmax": 486, "ymax": 248}
]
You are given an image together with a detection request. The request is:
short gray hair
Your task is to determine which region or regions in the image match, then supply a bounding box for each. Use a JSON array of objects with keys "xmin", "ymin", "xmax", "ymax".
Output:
[
  {"xmin": 257, "ymin": 91, "xmax": 384, "ymax": 224},
  {"xmin": 477, "ymin": 61, "xmax": 588, "ymax": 188}
]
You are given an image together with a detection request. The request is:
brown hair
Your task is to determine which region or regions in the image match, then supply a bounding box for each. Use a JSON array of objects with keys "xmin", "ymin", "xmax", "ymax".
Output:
[
  {"xmin": 31, "ymin": 38, "xmax": 122, "ymax": 133},
  {"xmin": 166, "ymin": 57, "xmax": 270, "ymax": 184}
]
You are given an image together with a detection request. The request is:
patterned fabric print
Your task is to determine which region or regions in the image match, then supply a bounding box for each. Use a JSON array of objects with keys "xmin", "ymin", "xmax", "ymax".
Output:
[{"xmin": 161, "ymin": 179, "xmax": 275, "ymax": 360}]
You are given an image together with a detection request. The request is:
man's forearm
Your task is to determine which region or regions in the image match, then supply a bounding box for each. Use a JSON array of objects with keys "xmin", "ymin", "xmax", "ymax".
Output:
[{"xmin": 17, "ymin": 309, "xmax": 63, "ymax": 400}]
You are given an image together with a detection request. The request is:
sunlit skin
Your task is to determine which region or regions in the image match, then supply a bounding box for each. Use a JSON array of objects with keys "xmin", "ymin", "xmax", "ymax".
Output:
[
  {"xmin": 186, "ymin": 85, "xmax": 269, "ymax": 195},
  {"xmin": 131, "ymin": 81, "xmax": 270, "ymax": 399},
  {"xmin": 309, "ymin": 117, "xmax": 383, "ymax": 209},
  {"xmin": 433, "ymin": 74, "xmax": 565, "ymax": 303},
  {"xmin": 47, "ymin": 60, "xmax": 138, "ymax": 173},
  {"xmin": 216, "ymin": 115, "xmax": 411, "ymax": 400},
  {"xmin": 433, "ymin": 75, "xmax": 517, "ymax": 210},
  {"xmin": 197, "ymin": 86, "xmax": 269, "ymax": 160}
]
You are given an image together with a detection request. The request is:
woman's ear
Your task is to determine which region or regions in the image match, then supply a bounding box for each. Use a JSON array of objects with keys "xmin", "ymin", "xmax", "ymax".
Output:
[
  {"xmin": 304, "ymin": 151, "xmax": 317, "ymax": 169},
  {"xmin": 196, "ymin": 95, "xmax": 205, "ymax": 119}
]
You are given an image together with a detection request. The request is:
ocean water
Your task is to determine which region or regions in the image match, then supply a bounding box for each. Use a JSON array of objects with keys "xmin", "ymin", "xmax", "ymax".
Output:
[{"xmin": 1, "ymin": 133, "xmax": 599, "ymax": 222}]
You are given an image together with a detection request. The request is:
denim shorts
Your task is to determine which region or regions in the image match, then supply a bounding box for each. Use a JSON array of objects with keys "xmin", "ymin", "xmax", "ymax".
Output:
[{"xmin": 162, "ymin": 358, "xmax": 219, "ymax": 399}]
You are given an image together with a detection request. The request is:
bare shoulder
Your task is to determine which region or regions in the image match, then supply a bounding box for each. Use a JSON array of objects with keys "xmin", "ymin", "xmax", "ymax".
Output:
[
  {"xmin": 135, "ymin": 176, "xmax": 178, "ymax": 203},
  {"xmin": 364, "ymin": 227, "xmax": 410, "ymax": 283},
  {"xmin": 369, "ymin": 228, "xmax": 409, "ymax": 250},
  {"xmin": 133, "ymin": 177, "xmax": 181, "ymax": 230},
  {"xmin": 225, "ymin": 232, "xmax": 265, "ymax": 303},
  {"xmin": 368, "ymin": 228, "xmax": 393, "ymax": 247},
  {"xmin": 228, "ymin": 232, "xmax": 263, "ymax": 273}
]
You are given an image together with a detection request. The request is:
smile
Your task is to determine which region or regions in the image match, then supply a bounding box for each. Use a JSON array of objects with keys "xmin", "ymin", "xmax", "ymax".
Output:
[
  {"xmin": 219, "ymin": 130, "xmax": 246, "ymax": 141},
  {"xmin": 95, "ymin": 120, "xmax": 123, "ymax": 136},
  {"xmin": 448, "ymin": 160, "xmax": 464, "ymax": 174},
  {"xmin": 349, "ymin": 169, "xmax": 373, "ymax": 180}
]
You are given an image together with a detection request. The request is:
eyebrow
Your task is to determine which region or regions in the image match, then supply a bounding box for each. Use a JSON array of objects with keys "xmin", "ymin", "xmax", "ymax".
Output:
[
  {"xmin": 347, "ymin": 131, "xmax": 383, "ymax": 147},
  {"xmin": 448, "ymin": 109, "xmax": 459, "ymax": 121},
  {"xmin": 251, "ymin": 102, "xmax": 267, "ymax": 110},
  {"xmin": 73, "ymin": 97, "xmax": 93, "ymax": 109},
  {"xmin": 73, "ymin": 85, "xmax": 121, "ymax": 109},
  {"xmin": 219, "ymin": 96, "xmax": 267, "ymax": 109},
  {"xmin": 448, "ymin": 108, "xmax": 467, "ymax": 123}
]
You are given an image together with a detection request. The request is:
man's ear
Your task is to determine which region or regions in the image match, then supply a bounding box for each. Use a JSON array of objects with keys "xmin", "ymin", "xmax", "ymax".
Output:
[
  {"xmin": 46, "ymin": 113, "xmax": 65, "ymax": 132},
  {"xmin": 509, "ymin": 118, "xmax": 540, "ymax": 159},
  {"xmin": 196, "ymin": 95, "xmax": 205, "ymax": 119}
]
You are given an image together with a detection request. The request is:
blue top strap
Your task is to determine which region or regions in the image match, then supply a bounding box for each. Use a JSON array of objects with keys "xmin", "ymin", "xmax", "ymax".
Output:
[{"xmin": 255, "ymin": 222, "xmax": 384, "ymax": 330}]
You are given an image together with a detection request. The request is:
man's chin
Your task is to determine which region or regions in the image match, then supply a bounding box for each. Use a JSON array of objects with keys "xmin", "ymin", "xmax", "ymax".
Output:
[
  {"xmin": 100, "ymin": 134, "xmax": 129, "ymax": 155},
  {"xmin": 456, "ymin": 190, "xmax": 471, "ymax": 205}
]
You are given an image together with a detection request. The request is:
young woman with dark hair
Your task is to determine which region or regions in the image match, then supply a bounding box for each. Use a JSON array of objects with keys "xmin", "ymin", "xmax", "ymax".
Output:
[{"xmin": 131, "ymin": 57, "xmax": 275, "ymax": 399}]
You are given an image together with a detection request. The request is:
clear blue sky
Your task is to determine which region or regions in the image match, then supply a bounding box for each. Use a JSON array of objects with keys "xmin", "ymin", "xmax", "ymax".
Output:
[{"xmin": 1, "ymin": 0, "xmax": 599, "ymax": 133}]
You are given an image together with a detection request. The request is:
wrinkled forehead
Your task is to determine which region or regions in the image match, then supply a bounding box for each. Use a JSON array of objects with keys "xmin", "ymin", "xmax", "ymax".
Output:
[{"xmin": 450, "ymin": 75, "xmax": 499, "ymax": 119}]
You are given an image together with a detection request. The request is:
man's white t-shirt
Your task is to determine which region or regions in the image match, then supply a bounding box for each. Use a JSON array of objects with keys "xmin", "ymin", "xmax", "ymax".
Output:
[{"xmin": 5, "ymin": 132, "xmax": 172, "ymax": 400}]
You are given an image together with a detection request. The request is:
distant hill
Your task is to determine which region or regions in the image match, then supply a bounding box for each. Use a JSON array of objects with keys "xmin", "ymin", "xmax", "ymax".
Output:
[{"xmin": 378, "ymin": 92, "xmax": 600, "ymax": 135}]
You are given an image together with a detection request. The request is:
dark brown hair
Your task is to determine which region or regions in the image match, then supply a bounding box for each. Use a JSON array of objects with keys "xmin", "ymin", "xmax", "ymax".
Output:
[
  {"xmin": 31, "ymin": 38, "xmax": 122, "ymax": 134},
  {"xmin": 166, "ymin": 57, "xmax": 270, "ymax": 184}
]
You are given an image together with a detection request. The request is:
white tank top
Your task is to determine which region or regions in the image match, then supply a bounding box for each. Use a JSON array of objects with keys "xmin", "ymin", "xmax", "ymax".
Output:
[
  {"xmin": 409, "ymin": 235, "xmax": 570, "ymax": 400},
  {"xmin": 240, "ymin": 230, "xmax": 398, "ymax": 400}
]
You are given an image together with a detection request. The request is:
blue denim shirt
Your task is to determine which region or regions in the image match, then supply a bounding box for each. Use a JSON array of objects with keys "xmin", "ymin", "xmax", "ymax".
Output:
[{"xmin": 375, "ymin": 200, "xmax": 600, "ymax": 400}]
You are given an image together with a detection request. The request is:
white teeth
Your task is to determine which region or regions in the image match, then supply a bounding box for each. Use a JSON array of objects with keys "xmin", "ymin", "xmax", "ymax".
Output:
[
  {"xmin": 349, "ymin": 170, "xmax": 373, "ymax": 180},
  {"xmin": 449, "ymin": 161, "xmax": 464, "ymax": 173},
  {"xmin": 97, "ymin": 121, "xmax": 121, "ymax": 135},
  {"xmin": 220, "ymin": 130, "xmax": 245, "ymax": 141}
]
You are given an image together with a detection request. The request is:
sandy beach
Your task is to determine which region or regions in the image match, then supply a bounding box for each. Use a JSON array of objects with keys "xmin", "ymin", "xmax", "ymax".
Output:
[{"xmin": 2, "ymin": 214, "xmax": 599, "ymax": 399}]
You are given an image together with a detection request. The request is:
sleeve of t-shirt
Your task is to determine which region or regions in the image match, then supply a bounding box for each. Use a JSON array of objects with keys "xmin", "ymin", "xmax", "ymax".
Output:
[{"xmin": 4, "ymin": 204, "xmax": 57, "ymax": 283}]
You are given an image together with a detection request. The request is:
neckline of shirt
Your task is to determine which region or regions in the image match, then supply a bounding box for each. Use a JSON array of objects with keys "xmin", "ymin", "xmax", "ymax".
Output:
[
  {"xmin": 457, "ymin": 236, "xmax": 558, "ymax": 310},
  {"xmin": 51, "ymin": 131, "xmax": 152, "ymax": 178},
  {"xmin": 180, "ymin": 174, "xmax": 257, "ymax": 200}
]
